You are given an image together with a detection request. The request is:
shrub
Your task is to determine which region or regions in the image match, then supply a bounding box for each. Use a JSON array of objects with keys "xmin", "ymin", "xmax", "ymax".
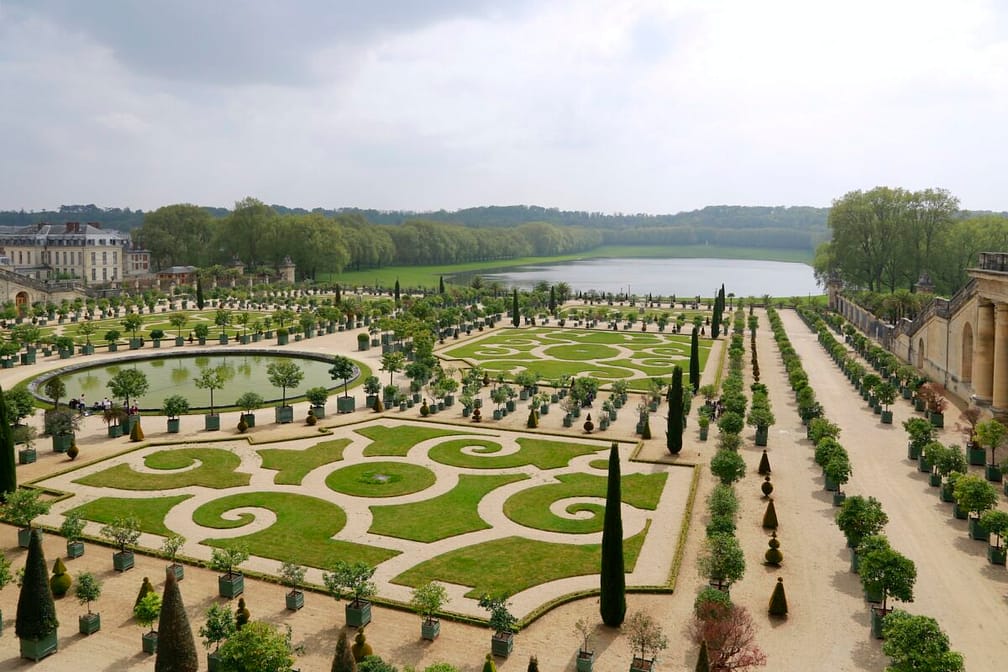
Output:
[
  {"xmin": 16, "ymin": 529, "xmax": 58, "ymax": 640},
  {"xmin": 130, "ymin": 418, "xmax": 145, "ymax": 442},
  {"xmin": 761, "ymin": 500, "xmax": 778, "ymax": 530},
  {"xmin": 136, "ymin": 575, "xmax": 155, "ymax": 607},
  {"xmin": 49, "ymin": 557, "xmax": 71, "ymax": 597},
  {"xmin": 235, "ymin": 597, "xmax": 250, "ymax": 630},
  {"xmin": 694, "ymin": 587, "xmax": 731, "ymax": 619},
  {"xmin": 156, "ymin": 568, "xmax": 198, "ymax": 672},
  {"xmin": 767, "ymin": 577, "xmax": 788, "ymax": 617},
  {"xmin": 352, "ymin": 629, "xmax": 374, "ymax": 662},
  {"xmin": 757, "ymin": 450, "xmax": 771, "ymax": 475},
  {"xmin": 764, "ymin": 532, "xmax": 783, "ymax": 566},
  {"xmin": 710, "ymin": 449, "xmax": 746, "ymax": 486}
]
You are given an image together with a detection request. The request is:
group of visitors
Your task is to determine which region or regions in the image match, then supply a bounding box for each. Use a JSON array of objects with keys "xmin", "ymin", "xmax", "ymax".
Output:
[{"xmin": 68, "ymin": 395, "xmax": 136, "ymax": 416}]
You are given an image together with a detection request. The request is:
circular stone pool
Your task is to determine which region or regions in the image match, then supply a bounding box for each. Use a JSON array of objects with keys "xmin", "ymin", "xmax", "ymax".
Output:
[{"xmin": 39, "ymin": 352, "xmax": 359, "ymax": 411}]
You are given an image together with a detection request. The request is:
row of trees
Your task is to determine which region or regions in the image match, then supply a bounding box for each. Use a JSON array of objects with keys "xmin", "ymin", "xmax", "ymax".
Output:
[{"xmin": 815, "ymin": 186, "xmax": 1008, "ymax": 296}]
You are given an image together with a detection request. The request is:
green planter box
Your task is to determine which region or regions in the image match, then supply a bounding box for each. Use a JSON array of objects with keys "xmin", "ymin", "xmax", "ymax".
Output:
[
  {"xmin": 152, "ymin": 339, "xmax": 161, "ymax": 348},
  {"xmin": 20, "ymin": 631, "xmax": 58, "ymax": 661},
  {"xmin": 275, "ymin": 405, "xmax": 294, "ymax": 424},
  {"xmin": 969, "ymin": 446, "xmax": 987, "ymax": 466},
  {"xmin": 930, "ymin": 412, "xmax": 944, "ymax": 428},
  {"xmin": 240, "ymin": 413, "xmax": 256, "ymax": 428},
  {"xmin": 17, "ymin": 527, "xmax": 33, "ymax": 548},
  {"xmin": 219, "ymin": 334, "xmax": 229, "ymax": 345},
  {"xmin": 907, "ymin": 442, "xmax": 921, "ymax": 460},
  {"xmin": 754, "ymin": 426, "xmax": 768, "ymax": 446},
  {"xmin": 218, "ymin": 573, "xmax": 244, "ymax": 598},
  {"xmin": 205, "ymin": 414, "xmax": 221, "ymax": 431},
  {"xmin": 208, "ymin": 652, "xmax": 222, "ymax": 672},
  {"xmin": 275, "ymin": 333, "xmax": 288, "ymax": 345},
  {"xmin": 699, "ymin": 425, "xmax": 709, "ymax": 441},
  {"xmin": 167, "ymin": 418, "xmax": 180, "ymax": 433},
  {"xmin": 79, "ymin": 612, "xmax": 101, "ymax": 635},
  {"xmin": 421, "ymin": 619, "xmax": 440, "ymax": 641},
  {"xmin": 577, "ymin": 651, "xmax": 595, "ymax": 672},
  {"xmin": 969, "ymin": 517, "xmax": 990, "ymax": 541},
  {"xmin": 864, "ymin": 583, "xmax": 883, "ymax": 604},
  {"xmin": 940, "ymin": 482, "xmax": 956, "ymax": 502},
  {"xmin": 310, "ymin": 405, "xmax": 326, "ymax": 419},
  {"xmin": 286, "ymin": 590, "xmax": 304, "ymax": 611},
  {"xmin": 175, "ymin": 337, "xmax": 185, "ymax": 346},
  {"xmin": 850, "ymin": 549, "xmax": 861, "ymax": 574},
  {"xmin": 113, "ymin": 550, "xmax": 135, "ymax": 572},
  {"xmin": 20, "ymin": 352, "xmax": 36, "ymax": 365},
  {"xmin": 832, "ymin": 491, "xmax": 847, "ymax": 507},
  {"xmin": 824, "ymin": 475, "xmax": 839, "ymax": 492},
  {"xmin": 18, "ymin": 448, "xmax": 36, "ymax": 464},
  {"xmin": 870, "ymin": 607, "xmax": 888, "ymax": 639},
  {"xmin": 142, "ymin": 631, "xmax": 158, "ymax": 654},
  {"xmin": 881, "ymin": 410, "xmax": 893, "ymax": 424},
  {"xmin": 59, "ymin": 349, "xmax": 72, "ymax": 359},
  {"xmin": 953, "ymin": 503, "xmax": 969, "ymax": 520},
  {"xmin": 107, "ymin": 343, "xmax": 118, "ymax": 353},
  {"xmin": 988, "ymin": 545, "xmax": 1007, "ymax": 565},
  {"xmin": 130, "ymin": 338, "xmax": 142, "ymax": 350},
  {"xmin": 169, "ymin": 563, "xmax": 185, "ymax": 581},
  {"xmin": 337, "ymin": 396, "xmax": 356, "ymax": 413},
  {"xmin": 52, "ymin": 432, "xmax": 73, "ymax": 452},
  {"xmin": 914, "ymin": 398, "xmax": 926, "ymax": 412},
  {"xmin": 67, "ymin": 540, "xmax": 85, "ymax": 558},
  {"xmin": 108, "ymin": 424, "xmax": 123, "ymax": 438},
  {"xmin": 986, "ymin": 464, "xmax": 1003, "ymax": 483},
  {"xmin": 491, "ymin": 632, "xmax": 514, "ymax": 658},
  {"xmin": 918, "ymin": 455, "xmax": 932, "ymax": 473},
  {"xmin": 929, "ymin": 472, "xmax": 942, "ymax": 487},
  {"xmin": 346, "ymin": 600, "xmax": 372, "ymax": 628}
]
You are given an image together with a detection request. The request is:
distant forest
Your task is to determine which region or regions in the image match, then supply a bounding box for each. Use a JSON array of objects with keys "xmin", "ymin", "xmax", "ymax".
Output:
[{"xmin": 0, "ymin": 202, "xmax": 830, "ymax": 253}]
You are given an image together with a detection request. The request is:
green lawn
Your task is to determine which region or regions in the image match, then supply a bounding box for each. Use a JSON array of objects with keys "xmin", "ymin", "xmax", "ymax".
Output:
[
  {"xmin": 392, "ymin": 528, "xmax": 648, "ymax": 598},
  {"xmin": 325, "ymin": 461, "xmax": 437, "ymax": 497},
  {"xmin": 356, "ymin": 424, "xmax": 472, "ymax": 457},
  {"xmin": 502, "ymin": 472, "xmax": 667, "ymax": 534},
  {"xmin": 193, "ymin": 492, "xmax": 398, "ymax": 569},
  {"xmin": 428, "ymin": 437, "xmax": 602, "ymax": 470},
  {"xmin": 74, "ymin": 448, "xmax": 251, "ymax": 490},
  {"xmin": 369, "ymin": 473, "xmax": 529, "ymax": 542},
  {"xmin": 67, "ymin": 495, "xmax": 192, "ymax": 537},
  {"xmin": 258, "ymin": 438, "xmax": 350, "ymax": 485}
]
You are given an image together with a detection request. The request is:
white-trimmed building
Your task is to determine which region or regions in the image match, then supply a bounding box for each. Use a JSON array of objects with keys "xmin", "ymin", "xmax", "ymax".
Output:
[{"xmin": 0, "ymin": 222, "xmax": 149, "ymax": 285}]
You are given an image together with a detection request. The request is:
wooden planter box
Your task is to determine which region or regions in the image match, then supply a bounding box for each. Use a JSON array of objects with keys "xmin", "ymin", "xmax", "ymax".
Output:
[
  {"xmin": 969, "ymin": 517, "xmax": 990, "ymax": 541},
  {"xmin": 169, "ymin": 563, "xmax": 185, "ymax": 581},
  {"xmin": 577, "ymin": 650, "xmax": 595, "ymax": 672},
  {"xmin": 142, "ymin": 631, "xmax": 158, "ymax": 654},
  {"xmin": 421, "ymin": 618, "xmax": 440, "ymax": 641},
  {"xmin": 275, "ymin": 405, "xmax": 294, "ymax": 424},
  {"xmin": 286, "ymin": 590, "xmax": 304, "ymax": 611},
  {"xmin": 241, "ymin": 413, "xmax": 256, "ymax": 428},
  {"xmin": 490, "ymin": 632, "xmax": 514, "ymax": 658},
  {"xmin": 205, "ymin": 414, "xmax": 221, "ymax": 431},
  {"xmin": 870, "ymin": 607, "xmax": 888, "ymax": 639},
  {"xmin": 18, "ymin": 448, "xmax": 36, "ymax": 464},
  {"xmin": 969, "ymin": 445, "xmax": 987, "ymax": 466},
  {"xmin": 166, "ymin": 418, "xmax": 181, "ymax": 433},
  {"xmin": 630, "ymin": 657, "xmax": 655, "ymax": 672},
  {"xmin": 52, "ymin": 432, "xmax": 73, "ymax": 452},
  {"xmin": 20, "ymin": 631, "xmax": 58, "ymax": 661},
  {"xmin": 218, "ymin": 572, "xmax": 244, "ymax": 598},
  {"xmin": 986, "ymin": 464, "xmax": 1003, "ymax": 483},
  {"xmin": 346, "ymin": 600, "xmax": 372, "ymax": 628},
  {"xmin": 67, "ymin": 540, "xmax": 85, "ymax": 558},
  {"xmin": 113, "ymin": 550, "xmax": 135, "ymax": 572},
  {"xmin": 79, "ymin": 612, "xmax": 101, "ymax": 635},
  {"xmin": 337, "ymin": 396, "xmax": 356, "ymax": 413}
]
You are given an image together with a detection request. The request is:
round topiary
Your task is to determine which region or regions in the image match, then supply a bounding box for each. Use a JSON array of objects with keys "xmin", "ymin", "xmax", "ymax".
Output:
[
  {"xmin": 135, "ymin": 576, "xmax": 154, "ymax": 607},
  {"xmin": 762, "ymin": 499, "xmax": 779, "ymax": 530},
  {"xmin": 235, "ymin": 597, "xmax": 250, "ymax": 630},
  {"xmin": 420, "ymin": 400, "xmax": 430, "ymax": 417},
  {"xmin": 66, "ymin": 440, "xmax": 79, "ymax": 460},
  {"xmin": 768, "ymin": 577, "xmax": 788, "ymax": 617},
  {"xmin": 237, "ymin": 417, "xmax": 248, "ymax": 433},
  {"xmin": 757, "ymin": 449, "xmax": 771, "ymax": 475},
  {"xmin": 306, "ymin": 412, "xmax": 318, "ymax": 426},
  {"xmin": 583, "ymin": 414, "xmax": 594, "ymax": 433},
  {"xmin": 351, "ymin": 628, "xmax": 373, "ymax": 662},
  {"xmin": 764, "ymin": 531, "xmax": 783, "ymax": 566},
  {"xmin": 472, "ymin": 408, "xmax": 482, "ymax": 422},
  {"xmin": 761, "ymin": 475, "xmax": 774, "ymax": 498},
  {"xmin": 49, "ymin": 557, "xmax": 71, "ymax": 597}
]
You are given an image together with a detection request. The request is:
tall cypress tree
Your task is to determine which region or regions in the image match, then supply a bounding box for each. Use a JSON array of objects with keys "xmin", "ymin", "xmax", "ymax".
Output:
[
  {"xmin": 196, "ymin": 278, "xmax": 205, "ymax": 310},
  {"xmin": 155, "ymin": 568, "xmax": 198, "ymax": 672},
  {"xmin": 394, "ymin": 279, "xmax": 401, "ymax": 306},
  {"xmin": 439, "ymin": 276, "xmax": 445, "ymax": 294},
  {"xmin": 0, "ymin": 386, "xmax": 16, "ymax": 499},
  {"xmin": 689, "ymin": 328, "xmax": 700, "ymax": 394},
  {"xmin": 512, "ymin": 289, "xmax": 520, "ymax": 328},
  {"xmin": 711, "ymin": 303, "xmax": 721, "ymax": 339},
  {"xmin": 599, "ymin": 441, "xmax": 626, "ymax": 626},
  {"xmin": 335, "ymin": 283, "xmax": 342, "ymax": 304},
  {"xmin": 667, "ymin": 366, "xmax": 684, "ymax": 455},
  {"xmin": 16, "ymin": 529, "xmax": 58, "ymax": 645},
  {"xmin": 549, "ymin": 286, "xmax": 557, "ymax": 315}
]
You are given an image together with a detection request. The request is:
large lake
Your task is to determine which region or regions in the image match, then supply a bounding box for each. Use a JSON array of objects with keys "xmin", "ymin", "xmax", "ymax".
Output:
[{"xmin": 473, "ymin": 257, "xmax": 820, "ymax": 297}]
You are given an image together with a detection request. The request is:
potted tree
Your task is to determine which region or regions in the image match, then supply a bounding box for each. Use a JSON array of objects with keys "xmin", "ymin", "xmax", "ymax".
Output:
[
  {"xmin": 836, "ymin": 496, "xmax": 889, "ymax": 572},
  {"xmin": 1, "ymin": 488, "xmax": 52, "ymax": 548},
  {"xmin": 280, "ymin": 561, "xmax": 306, "ymax": 611},
  {"xmin": 936, "ymin": 447, "xmax": 969, "ymax": 502},
  {"xmin": 194, "ymin": 323, "xmax": 209, "ymax": 345},
  {"xmin": 149, "ymin": 328, "xmax": 164, "ymax": 348},
  {"xmin": 60, "ymin": 511, "xmax": 86, "ymax": 558},
  {"xmin": 980, "ymin": 509, "xmax": 1008, "ymax": 566},
  {"xmin": 199, "ymin": 603, "xmax": 236, "ymax": 672},
  {"xmin": 15, "ymin": 529, "xmax": 59, "ymax": 661},
  {"xmin": 169, "ymin": 312, "xmax": 188, "ymax": 346},
  {"xmin": 14, "ymin": 425, "xmax": 38, "ymax": 464},
  {"xmin": 135, "ymin": 591, "xmax": 162, "ymax": 654},
  {"xmin": 859, "ymin": 539, "xmax": 916, "ymax": 639},
  {"xmin": 875, "ymin": 382, "xmax": 897, "ymax": 424},
  {"xmin": 363, "ymin": 375, "xmax": 381, "ymax": 409},
  {"xmin": 975, "ymin": 418, "xmax": 1008, "ymax": 483},
  {"xmin": 122, "ymin": 313, "xmax": 144, "ymax": 349},
  {"xmin": 235, "ymin": 391, "xmax": 263, "ymax": 430},
  {"xmin": 195, "ymin": 365, "xmax": 226, "ymax": 431},
  {"xmin": 305, "ymin": 386, "xmax": 328, "ymax": 418},
  {"xmin": 330, "ymin": 355, "xmax": 357, "ymax": 413},
  {"xmin": 162, "ymin": 394, "xmax": 189, "ymax": 434},
  {"xmin": 625, "ymin": 610, "xmax": 668, "ymax": 672},
  {"xmin": 75, "ymin": 572, "xmax": 102, "ymax": 634},
  {"xmin": 410, "ymin": 580, "xmax": 449, "ymax": 641},
  {"xmin": 745, "ymin": 404, "xmax": 775, "ymax": 447},
  {"xmin": 210, "ymin": 545, "xmax": 249, "ymax": 598},
  {"xmin": 161, "ymin": 533, "xmax": 186, "ymax": 581},
  {"xmin": 102, "ymin": 404, "xmax": 128, "ymax": 438},
  {"xmin": 45, "ymin": 407, "xmax": 78, "ymax": 452},
  {"xmin": 324, "ymin": 560, "xmax": 376, "ymax": 628},
  {"xmin": 574, "ymin": 617, "xmax": 595, "ymax": 672},
  {"xmin": 478, "ymin": 593, "xmax": 518, "ymax": 658},
  {"xmin": 953, "ymin": 474, "xmax": 999, "ymax": 540},
  {"xmin": 902, "ymin": 417, "xmax": 933, "ymax": 461},
  {"xmin": 104, "ymin": 328, "xmax": 120, "ymax": 352},
  {"xmin": 266, "ymin": 360, "xmax": 304, "ymax": 424},
  {"xmin": 957, "ymin": 406, "xmax": 986, "ymax": 465},
  {"xmin": 697, "ymin": 532, "xmax": 745, "ymax": 594},
  {"xmin": 99, "ymin": 516, "xmax": 141, "ymax": 571},
  {"xmin": 824, "ymin": 450, "xmax": 853, "ymax": 505}
]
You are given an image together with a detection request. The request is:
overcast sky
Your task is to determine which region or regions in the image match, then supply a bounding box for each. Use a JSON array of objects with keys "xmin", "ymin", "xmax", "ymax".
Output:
[{"xmin": 2, "ymin": 0, "xmax": 1006, "ymax": 214}]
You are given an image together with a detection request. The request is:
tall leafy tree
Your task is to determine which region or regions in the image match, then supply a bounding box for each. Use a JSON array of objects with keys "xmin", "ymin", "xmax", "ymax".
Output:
[
  {"xmin": 667, "ymin": 367, "xmax": 684, "ymax": 455},
  {"xmin": 0, "ymin": 386, "xmax": 15, "ymax": 499},
  {"xmin": 155, "ymin": 568, "xmax": 198, "ymax": 672},
  {"xmin": 689, "ymin": 328, "xmax": 700, "ymax": 393},
  {"xmin": 136, "ymin": 204, "xmax": 215, "ymax": 270},
  {"xmin": 600, "ymin": 441, "xmax": 626, "ymax": 626}
]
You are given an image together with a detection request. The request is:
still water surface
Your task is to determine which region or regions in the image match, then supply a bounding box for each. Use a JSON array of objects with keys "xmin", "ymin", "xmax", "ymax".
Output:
[{"xmin": 477, "ymin": 257, "xmax": 820, "ymax": 297}]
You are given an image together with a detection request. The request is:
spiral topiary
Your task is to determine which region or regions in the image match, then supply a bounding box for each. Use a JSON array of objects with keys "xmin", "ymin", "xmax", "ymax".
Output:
[
  {"xmin": 764, "ymin": 531, "xmax": 783, "ymax": 566},
  {"xmin": 757, "ymin": 449, "xmax": 771, "ymax": 475},
  {"xmin": 762, "ymin": 499, "xmax": 778, "ymax": 530},
  {"xmin": 768, "ymin": 577, "xmax": 788, "ymax": 617},
  {"xmin": 761, "ymin": 476, "xmax": 774, "ymax": 498},
  {"xmin": 49, "ymin": 557, "xmax": 71, "ymax": 597},
  {"xmin": 351, "ymin": 628, "xmax": 373, "ymax": 662},
  {"xmin": 235, "ymin": 597, "xmax": 250, "ymax": 630}
]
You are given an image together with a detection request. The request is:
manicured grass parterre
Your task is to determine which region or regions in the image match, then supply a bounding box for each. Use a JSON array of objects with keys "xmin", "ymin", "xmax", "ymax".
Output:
[
  {"xmin": 325, "ymin": 461, "xmax": 437, "ymax": 498},
  {"xmin": 357, "ymin": 424, "xmax": 472, "ymax": 457},
  {"xmin": 392, "ymin": 527, "xmax": 648, "ymax": 598},
  {"xmin": 369, "ymin": 473, "xmax": 529, "ymax": 542},
  {"xmin": 193, "ymin": 491, "xmax": 398, "ymax": 569},
  {"xmin": 258, "ymin": 438, "xmax": 350, "ymax": 485},
  {"xmin": 74, "ymin": 448, "xmax": 251, "ymax": 490},
  {"xmin": 428, "ymin": 437, "xmax": 600, "ymax": 470},
  {"xmin": 67, "ymin": 495, "xmax": 192, "ymax": 537}
]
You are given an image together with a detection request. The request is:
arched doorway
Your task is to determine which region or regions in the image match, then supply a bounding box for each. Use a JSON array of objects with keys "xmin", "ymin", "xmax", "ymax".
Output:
[
  {"xmin": 14, "ymin": 291, "xmax": 29, "ymax": 317},
  {"xmin": 916, "ymin": 338, "xmax": 925, "ymax": 369},
  {"xmin": 962, "ymin": 322, "xmax": 974, "ymax": 383}
]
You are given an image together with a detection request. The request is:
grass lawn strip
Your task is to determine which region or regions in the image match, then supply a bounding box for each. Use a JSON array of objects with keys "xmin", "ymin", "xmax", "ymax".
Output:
[
  {"xmin": 67, "ymin": 495, "xmax": 192, "ymax": 537},
  {"xmin": 356, "ymin": 424, "xmax": 469, "ymax": 457},
  {"xmin": 392, "ymin": 527, "xmax": 647, "ymax": 598},
  {"xmin": 193, "ymin": 491, "xmax": 398, "ymax": 569},
  {"xmin": 502, "ymin": 472, "xmax": 668, "ymax": 534},
  {"xmin": 428, "ymin": 437, "xmax": 601, "ymax": 470},
  {"xmin": 73, "ymin": 448, "xmax": 251, "ymax": 490},
  {"xmin": 325, "ymin": 461, "xmax": 437, "ymax": 497},
  {"xmin": 369, "ymin": 473, "xmax": 530, "ymax": 542},
  {"xmin": 257, "ymin": 438, "xmax": 350, "ymax": 485}
]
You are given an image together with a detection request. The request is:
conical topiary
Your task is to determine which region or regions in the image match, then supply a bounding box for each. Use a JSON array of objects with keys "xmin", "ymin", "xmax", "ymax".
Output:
[
  {"xmin": 16, "ymin": 529, "xmax": 59, "ymax": 643},
  {"xmin": 130, "ymin": 419, "xmax": 145, "ymax": 442},
  {"xmin": 527, "ymin": 655, "xmax": 539, "ymax": 672},
  {"xmin": 768, "ymin": 577, "xmax": 788, "ymax": 617},
  {"xmin": 49, "ymin": 558, "xmax": 71, "ymax": 597},
  {"xmin": 351, "ymin": 629, "xmax": 373, "ymax": 662},
  {"xmin": 762, "ymin": 499, "xmax": 778, "ymax": 530},
  {"xmin": 761, "ymin": 475, "xmax": 774, "ymax": 498},
  {"xmin": 764, "ymin": 531, "xmax": 783, "ymax": 566},
  {"xmin": 373, "ymin": 397, "xmax": 384, "ymax": 413},
  {"xmin": 757, "ymin": 449, "xmax": 771, "ymax": 475},
  {"xmin": 155, "ymin": 567, "xmax": 198, "ymax": 672},
  {"xmin": 527, "ymin": 408, "xmax": 538, "ymax": 428},
  {"xmin": 331, "ymin": 630, "xmax": 355, "ymax": 672},
  {"xmin": 235, "ymin": 597, "xmax": 250, "ymax": 630},
  {"xmin": 135, "ymin": 576, "xmax": 155, "ymax": 607},
  {"xmin": 641, "ymin": 416, "xmax": 651, "ymax": 439},
  {"xmin": 482, "ymin": 653, "xmax": 497, "ymax": 672},
  {"xmin": 695, "ymin": 639, "xmax": 711, "ymax": 672}
]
